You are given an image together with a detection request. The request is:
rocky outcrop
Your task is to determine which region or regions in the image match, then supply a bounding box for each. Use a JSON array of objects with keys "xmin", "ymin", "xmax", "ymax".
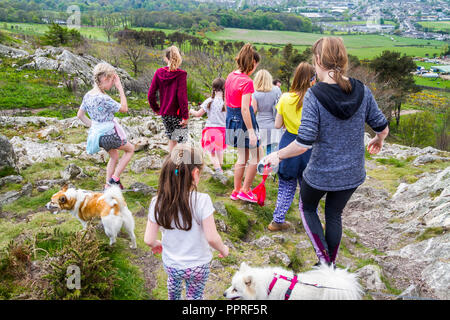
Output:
[
  {"xmin": 0, "ymin": 44, "xmax": 29, "ymax": 59},
  {"xmin": 0, "ymin": 134, "xmax": 19, "ymax": 175},
  {"xmin": 17, "ymin": 47, "xmax": 140, "ymax": 91}
]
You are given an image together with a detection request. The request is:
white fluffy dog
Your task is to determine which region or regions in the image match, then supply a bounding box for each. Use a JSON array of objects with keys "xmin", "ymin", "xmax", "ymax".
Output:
[
  {"xmin": 224, "ymin": 262, "xmax": 363, "ymax": 300},
  {"xmin": 46, "ymin": 185, "xmax": 137, "ymax": 249}
]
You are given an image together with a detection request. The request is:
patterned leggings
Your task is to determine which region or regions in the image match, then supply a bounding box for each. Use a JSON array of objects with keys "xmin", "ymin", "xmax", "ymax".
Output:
[
  {"xmin": 273, "ymin": 177, "xmax": 301, "ymax": 223},
  {"xmin": 164, "ymin": 263, "xmax": 210, "ymax": 300}
]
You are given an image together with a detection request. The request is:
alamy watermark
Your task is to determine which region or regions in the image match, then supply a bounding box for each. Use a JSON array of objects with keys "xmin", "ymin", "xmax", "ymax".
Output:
[{"xmin": 66, "ymin": 265, "xmax": 81, "ymax": 290}]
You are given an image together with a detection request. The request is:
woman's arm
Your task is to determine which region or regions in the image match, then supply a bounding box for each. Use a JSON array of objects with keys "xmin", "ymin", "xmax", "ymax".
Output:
[
  {"xmin": 367, "ymin": 126, "xmax": 389, "ymax": 155},
  {"xmin": 77, "ymin": 108, "xmax": 92, "ymax": 127},
  {"xmin": 148, "ymin": 72, "xmax": 160, "ymax": 114},
  {"xmin": 241, "ymin": 93, "xmax": 257, "ymax": 146},
  {"xmin": 202, "ymin": 215, "xmax": 229, "ymax": 258},
  {"xmin": 251, "ymin": 96, "xmax": 258, "ymax": 113},
  {"xmin": 264, "ymin": 140, "xmax": 307, "ymax": 168},
  {"xmin": 274, "ymin": 113, "xmax": 284, "ymax": 129}
]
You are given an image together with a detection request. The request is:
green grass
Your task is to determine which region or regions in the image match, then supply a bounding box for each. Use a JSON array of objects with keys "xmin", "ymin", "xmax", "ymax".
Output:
[
  {"xmin": 206, "ymin": 28, "xmax": 446, "ymax": 59},
  {"xmin": 416, "ymin": 227, "xmax": 447, "ymax": 242},
  {"xmin": 417, "ymin": 21, "xmax": 450, "ymax": 34},
  {"xmin": 414, "ymin": 75, "xmax": 450, "ymax": 89}
]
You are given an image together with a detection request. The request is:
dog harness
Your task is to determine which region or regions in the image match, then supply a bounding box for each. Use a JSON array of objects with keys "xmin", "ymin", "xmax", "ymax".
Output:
[{"xmin": 267, "ymin": 273, "xmax": 298, "ymax": 300}]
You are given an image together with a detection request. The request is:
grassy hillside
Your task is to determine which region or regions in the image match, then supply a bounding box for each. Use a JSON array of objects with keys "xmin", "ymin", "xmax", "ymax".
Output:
[{"xmin": 206, "ymin": 28, "xmax": 446, "ymax": 59}]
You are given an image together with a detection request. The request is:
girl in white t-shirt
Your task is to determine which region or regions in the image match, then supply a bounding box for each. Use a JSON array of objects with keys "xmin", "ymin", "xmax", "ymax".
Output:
[
  {"xmin": 190, "ymin": 78, "xmax": 227, "ymax": 174},
  {"xmin": 144, "ymin": 144, "xmax": 229, "ymax": 300}
]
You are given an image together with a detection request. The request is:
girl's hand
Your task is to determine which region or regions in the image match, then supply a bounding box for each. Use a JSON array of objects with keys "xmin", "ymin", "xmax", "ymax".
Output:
[
  {"xmin": 179, "ymin": 118, "xmax": 189, "ymax": 128},
  {"xmin": 218, "ymin": 245, "xmax": 229, "ymax": 258},
  {"xmin": 151, "ymin": 241, "xmax": 162, "ymax": 254},
  {"xmin": 114, "ymin": 74, "xmax": 123, "ymax": 90},
  {"xmin": 367, "ymin": 136, "xmax": 383, "ymax": 155}
]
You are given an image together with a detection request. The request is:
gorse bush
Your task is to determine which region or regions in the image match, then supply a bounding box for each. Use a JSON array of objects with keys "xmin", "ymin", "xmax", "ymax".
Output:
[
  {"xmin": 43, "ymin": 23, "xmax": 83, "ymax": 47},
  {"xmin": 43, "ymin": 225, "xmax": 117, "ymax": 300}
]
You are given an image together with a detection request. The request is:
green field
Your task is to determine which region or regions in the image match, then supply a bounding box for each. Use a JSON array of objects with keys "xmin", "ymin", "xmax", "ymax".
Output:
[
  {"xmin": 206, "ymin": 28, "xmax": 446, "ymax": 59},
  {"xmin": 0, "ymin": 22, "xmax": 176, "ymax": 42},
  {"xmin": 414, "ymin": 75, "xmax": 450, "ymax": 89},
  {"xmin": 418, "ymin": 20, "xmax": 450, "ymax": 34}
]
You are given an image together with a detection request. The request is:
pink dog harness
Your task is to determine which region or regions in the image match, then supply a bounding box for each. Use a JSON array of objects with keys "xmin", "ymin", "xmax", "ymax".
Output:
[{"xmin": 267, "ymin": 273, "xmax": 298, "ymax": 300}]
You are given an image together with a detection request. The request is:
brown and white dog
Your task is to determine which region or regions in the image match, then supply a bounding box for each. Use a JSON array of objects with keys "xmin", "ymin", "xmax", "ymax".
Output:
[{"xmin": 46, "ymin": 185, "xmax": 137, "ymax": 249}]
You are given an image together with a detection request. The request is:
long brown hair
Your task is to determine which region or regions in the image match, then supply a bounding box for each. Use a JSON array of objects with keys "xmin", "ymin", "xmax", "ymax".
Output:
[
  {"xmin": 154, "ymin": 145, "xmax": 204, "ymax": 231},
  {"xmin": 290, "ymin": 62, "xmax": 315, "ymax": 111},
  {"xmin": 312, "ymin": 37, "xmax": 352, "ymax": 93},
  {"xmin": 207, "ymin": 78, "xmax": 226, "ymax": 112},
  {"xmin": 235, "ymin": 43, "xmax": 260, "ymax": 74},
  {"xmin": 165, "ymin": 45, "xmax": 182, "ymax": 71}
]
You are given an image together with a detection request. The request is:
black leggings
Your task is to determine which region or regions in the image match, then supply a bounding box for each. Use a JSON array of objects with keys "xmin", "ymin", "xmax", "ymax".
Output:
[{"xmin": 299, "ymin": 179, "xmax": 357, "ymax": 264}]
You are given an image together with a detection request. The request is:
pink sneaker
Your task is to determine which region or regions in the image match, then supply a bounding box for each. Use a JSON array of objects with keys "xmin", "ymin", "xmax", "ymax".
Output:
[
  {"xmin": 230, "ymin": 190, "xmax": 239, "ymax": 201},
  {"xmin": 237, "ymin": 190, "xmax": 258, "ymax": 203}
]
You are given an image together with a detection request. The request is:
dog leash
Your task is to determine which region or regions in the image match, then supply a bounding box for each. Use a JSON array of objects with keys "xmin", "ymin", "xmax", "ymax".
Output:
[{"xmin": 268, "ymin": 273, "xmax": 440, "ymax": 300}]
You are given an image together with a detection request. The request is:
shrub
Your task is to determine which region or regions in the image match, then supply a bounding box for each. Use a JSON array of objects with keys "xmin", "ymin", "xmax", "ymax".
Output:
[
  {"xmin": 43, "ymin": 225, "xmax": 117, "ymax": 300},
  {"xmin": 391, "ymin": 111, "xmax": 436, "ymax": 148},
  {"xmin": 43, "ymin": 23, "xmax": 83, "ymax": 47}
]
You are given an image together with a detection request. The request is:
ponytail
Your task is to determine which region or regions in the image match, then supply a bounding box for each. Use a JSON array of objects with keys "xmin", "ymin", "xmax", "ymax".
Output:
[
  {"xmin": 312, "ymin": 37, "xmax": 352, "ymax": 93},
  {"xmin": 165, "ymin": 46, "xmax": 182, "ymax": 71},
  {"xmin": 235, "ymin": 43, "xmax": 260, "ymax": 74}
]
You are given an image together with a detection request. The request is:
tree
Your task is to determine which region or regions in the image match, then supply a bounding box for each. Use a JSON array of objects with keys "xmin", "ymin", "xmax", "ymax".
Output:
[
  {"xmin": 43, "ymin": 23, "xmax": 82, "ymax": 47},
  {"xmin": 102, "ymin": 16, "xmax": 117, "ymax": 42},
  {"xmin": 121, "ymin": 39, "xmax": 147, "ymax": 76},
  {"xmin": 369, "ymin": 51, "xmax": 418, "ymax": 126}
]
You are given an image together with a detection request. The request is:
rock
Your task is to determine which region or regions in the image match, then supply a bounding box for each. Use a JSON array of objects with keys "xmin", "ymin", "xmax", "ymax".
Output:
[
  {"xmin": 37, "ymin": 186, "xmax": 50, "ymax": 193},
  {"xmin": 0, "ymin": 134, "xmax": 18, "ymax": 174},
  {"xmin": 212, "ymin": 171, "xmax": 228, "ymax": 185},
  {"xmin": 211, "ymin": 259, "xmax": 223, "ymax": 270},
  {"xmin": 413, "ymin": 154, "xmax": 449, "ymax": 166},
  {"xmin": 0, "ymin": 183, "xmax": 33, "ymax": 206},
  {"xmin": 397, "ymin": 284, "xmax": 421, "ymax": 300},
  {"xmin": 60, "ymin": 164, "xmax": 82, "ymax": 180},
  {"xmin": 296, "ymin": 240, "xmax": 312, "ymax": 250},
  {"xmin": 10, "ymin": 136, "xmax": 61, "ymax": 169},
  {"xmin": 36, "ymin": 179, "xmax": 66, "ymax": 188},
  {"xmin": 37, "ymin": 126, "xmax": 60, "ymax": 140},
  {"xmin": 0, "ymin": 190, "xmax": 22, "ymax": 206},
  {"xmin": 0, "ymin": 44, "xmax": 29, "ymax": 58},
  {"xmin": 0, "ymin": 175, "xmax": 23, "ymax": 188},
  {"xmin": 18, "ymin": 47, "xmax": 139, "ymax": 91},
  {"xmin": 216, "ymin": 219, "xmax": 228, "ymax": 232},
  {"xmin": 272, "ymin": 234, "xmax": 287, "ymax": 243},
  {"xmin": 128, "ymin": 182, "xmax": 156, "ymax": 195},
  {"xmin": 356, "ymin": 265, "xmax": 386, "ymax": 292},
  {"xmin": 269, "ymin": 250, "xmax": 291, "ymax": 267},
  {"xmin": 421, "ymin": 260, "xmax": 450, "ymax": 300},
  {"xmin": 251, "ymin": 235, "xmax": 274, "ymax": 249},
  {"xmin": 130, "ymin": 156, "xmax": 163, "ymax": 173},
  {"xmin": 213, "ymin": 201, "xmax": 227, "ymax": 217},
  {"xmin": 129, "ymin": 137, "xmax": 150, "ymax": 152}
]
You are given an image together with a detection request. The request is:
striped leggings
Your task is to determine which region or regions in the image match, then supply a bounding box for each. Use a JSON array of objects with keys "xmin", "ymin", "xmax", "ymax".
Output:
[{"xmin": 164, "ymin": 263, "xmax": 210, "ymax": 300}]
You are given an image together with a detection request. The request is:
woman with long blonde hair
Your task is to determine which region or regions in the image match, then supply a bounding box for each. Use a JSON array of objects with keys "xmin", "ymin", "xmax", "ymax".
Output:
[
  {"xmin": 265, "ymin": 37, "xmax": 389, "ymax": 267},
  {"xmin": 252, "ymin": 69, "xmax": 282, "ymax": 155}
]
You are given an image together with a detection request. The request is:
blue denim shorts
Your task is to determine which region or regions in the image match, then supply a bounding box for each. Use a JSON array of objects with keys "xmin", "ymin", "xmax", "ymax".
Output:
[{"xmin": 225, "ymin": 106, "xmax": 260, "ymax": 149}]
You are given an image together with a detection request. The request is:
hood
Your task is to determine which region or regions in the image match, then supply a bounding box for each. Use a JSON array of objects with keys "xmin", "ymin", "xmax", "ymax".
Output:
[
  {"xmin": 310, "ymin": 78, "xmax": 365, "ymax": 120},
  {"xmin": 156, "ymin": 67, "xmax": 186, "ymax": 83}
]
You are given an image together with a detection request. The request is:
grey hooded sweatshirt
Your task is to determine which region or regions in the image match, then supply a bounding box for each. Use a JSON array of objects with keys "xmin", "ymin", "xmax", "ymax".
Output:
[{"xmin": 295, "ymin": 78, "xmax": 388, "ymax": 191}]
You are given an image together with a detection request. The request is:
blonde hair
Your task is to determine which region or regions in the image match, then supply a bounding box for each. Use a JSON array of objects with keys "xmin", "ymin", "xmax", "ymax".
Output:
[
  {"xmin": 165, "ymin": 46, "xmax": 182, "ymax": 71},
  {"xmin": 312, "ymin": 37, "xmax": 351, "ymax": 93},
  {"xmin": 93, "ymin": 62, "xmax": 116, "ymax": 87},
  {"xmin": 254, "ymin": 69, "xmax": 273, "ymax": 92}
]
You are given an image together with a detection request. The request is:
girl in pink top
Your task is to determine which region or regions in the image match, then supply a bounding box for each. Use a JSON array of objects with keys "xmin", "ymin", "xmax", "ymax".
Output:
[{"xmin": 225, "ymin": 43, "xmax": 263, "ymax": 203}]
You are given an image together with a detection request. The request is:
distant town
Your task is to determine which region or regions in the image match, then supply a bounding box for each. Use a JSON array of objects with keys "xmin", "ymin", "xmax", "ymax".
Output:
[{"xmin": 206, "ymin": 0, "xmax": 450, "ymax": 41}]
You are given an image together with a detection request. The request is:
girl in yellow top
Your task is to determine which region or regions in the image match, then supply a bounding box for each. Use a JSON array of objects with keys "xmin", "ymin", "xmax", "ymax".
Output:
[{"xmin": 268, "ymin": 62, "xmax": 316, "ymax": 231}]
